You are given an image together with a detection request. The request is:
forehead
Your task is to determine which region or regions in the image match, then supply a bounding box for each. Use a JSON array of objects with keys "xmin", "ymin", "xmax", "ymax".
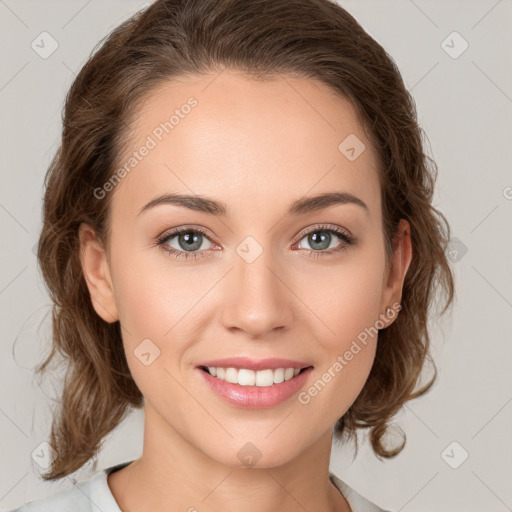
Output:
[{"xmin": 111, "ymin": 71, "xmax": 381, "ymax": 221}]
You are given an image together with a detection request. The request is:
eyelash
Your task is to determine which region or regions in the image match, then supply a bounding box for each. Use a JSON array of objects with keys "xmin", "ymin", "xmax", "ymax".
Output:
[{"xmin": 155, "ymin": 224, "xmax": 355, "ymax": 261}]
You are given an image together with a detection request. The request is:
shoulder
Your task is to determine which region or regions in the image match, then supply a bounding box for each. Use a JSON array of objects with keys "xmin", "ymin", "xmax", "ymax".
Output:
[
  {"xmin": 329, "ymin": 472, "xmax": 392, "ymax": 512},
  {"xmin": 5, "ymin": 467, "xmax": 122, "ymax": 512},
  {"xmin": 5, "ymin": 484, "xmax": 86, "ymax": 512}
]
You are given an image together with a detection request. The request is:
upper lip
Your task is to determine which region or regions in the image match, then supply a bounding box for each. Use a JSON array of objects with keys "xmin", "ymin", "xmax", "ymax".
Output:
[{"xmin": 196, "ymin": 357, "xmax": 313, "ymax": 371}]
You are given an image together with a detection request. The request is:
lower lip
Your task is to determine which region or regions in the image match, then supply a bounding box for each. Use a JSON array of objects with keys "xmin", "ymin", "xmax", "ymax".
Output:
[{"xmin": 196, "ymin": 367, "xmax": 314, "ymax": 409}]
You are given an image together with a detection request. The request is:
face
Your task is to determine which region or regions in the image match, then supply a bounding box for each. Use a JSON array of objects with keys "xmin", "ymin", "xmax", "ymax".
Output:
[{"xmin": 80, "ymin": 70, "xmax": 410, "ymax": 469}]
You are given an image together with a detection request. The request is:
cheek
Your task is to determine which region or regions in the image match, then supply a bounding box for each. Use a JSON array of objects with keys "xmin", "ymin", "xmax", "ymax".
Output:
[
  {"xmin": 294, "ymin": 245, "xmax": 385, "ymax": 415},
  {"xmin": 106, "ymin": 246, "xmax": 177, "ymax": 374},
  {"xmin": 304, "ymin": 341, "xmax": 377, "ymax": 430},
  {"xmin": 111, "ymin": 243, "xmax": 205, "ymax": 337},
  {"xmin": 109, "ymin": 247, "xmax": 219, "ymax": 390},
  {"xmin": 300, "ymin": 272, "xmax": 383, "ymax": 422},
  {"xmin": 297, "ymin": 241, "xmax": 386, "ymax": 349}
]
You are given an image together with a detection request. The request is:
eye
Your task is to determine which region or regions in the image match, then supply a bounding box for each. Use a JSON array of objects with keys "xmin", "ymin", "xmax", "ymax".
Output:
[
  {"xmin": 293, "ymin": 224, "xmax": 355, "ymax": 257},
  {"xmin": 155, "ymin": 223, "xmax": 355, "ymax": 261},
  {"xmin": 156, "ymin": 227, "xmax": 217, "ymax": 260}
]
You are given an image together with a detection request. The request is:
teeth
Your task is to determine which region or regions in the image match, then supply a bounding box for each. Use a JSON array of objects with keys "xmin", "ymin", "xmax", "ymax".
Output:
[{"xmin": 206, "ymin": 366, "xmax": 304, "ymax": 387}]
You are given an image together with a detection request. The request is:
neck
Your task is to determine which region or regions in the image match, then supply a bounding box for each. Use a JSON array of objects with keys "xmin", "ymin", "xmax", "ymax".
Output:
[{"xmin": 107, "ymin": 403, "xmax": 351, "ymax": 512}]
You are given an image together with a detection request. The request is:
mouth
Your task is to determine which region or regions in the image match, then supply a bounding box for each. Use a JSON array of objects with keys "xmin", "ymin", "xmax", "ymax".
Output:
[
  {"xmin": 196, "ymin": 363, "xmax": 315, "ymax": 409},
  {"xmin": 197, "ymin": 365, "xmax": 313, "ymax": 387}
]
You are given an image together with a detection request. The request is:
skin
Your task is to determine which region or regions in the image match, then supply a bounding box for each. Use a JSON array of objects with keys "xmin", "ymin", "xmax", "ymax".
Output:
[{"xmin": 79, "ymin": 70, "xmax": 412, "ymax": 512}]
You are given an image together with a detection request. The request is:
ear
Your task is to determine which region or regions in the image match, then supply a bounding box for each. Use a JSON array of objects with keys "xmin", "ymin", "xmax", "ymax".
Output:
[
  {"xmin": 78, "ymin": 223, "xmax": 119, "ymax": 323},
  {"xmin": 380, "ymin": 218, "xmax": 412, "ymax": 325}
]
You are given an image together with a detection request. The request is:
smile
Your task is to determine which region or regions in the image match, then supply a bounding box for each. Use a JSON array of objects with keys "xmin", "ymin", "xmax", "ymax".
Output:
[
  {"xmin": 196, "ymin": 365, "xmax": 314, "ymax": 409},
  {"xmin": 199, "ymin": 366, "xmax": 311, "ymax": 387}
]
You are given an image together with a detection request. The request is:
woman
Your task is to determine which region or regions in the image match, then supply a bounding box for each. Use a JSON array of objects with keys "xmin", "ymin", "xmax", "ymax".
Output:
[{"xmin": 9, "ymin": 0, "xmax": 454, "ymax": 510}]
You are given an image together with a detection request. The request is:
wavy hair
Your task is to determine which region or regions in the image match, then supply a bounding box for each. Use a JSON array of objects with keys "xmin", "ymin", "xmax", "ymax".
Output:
[{"xmin": 35, "ymin": 0, "xmax": 455, "ymax": 480}]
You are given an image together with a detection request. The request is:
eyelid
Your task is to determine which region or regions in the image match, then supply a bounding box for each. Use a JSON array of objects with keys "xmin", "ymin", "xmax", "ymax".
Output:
[
  {"xmin": 293, "ymin": 223, "xmax": 353, "ymax": 245},
  {"xmin": 156, "ymin": 224, "xmax": 217, "ymax": 244}
]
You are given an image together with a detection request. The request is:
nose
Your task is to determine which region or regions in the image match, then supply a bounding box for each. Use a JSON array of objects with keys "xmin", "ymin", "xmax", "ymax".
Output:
[{"xmin": 220, "ymin": 245, "xmax": 294, "ymax": 338}]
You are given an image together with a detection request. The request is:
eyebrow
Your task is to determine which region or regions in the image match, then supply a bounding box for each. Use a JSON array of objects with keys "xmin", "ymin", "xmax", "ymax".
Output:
[{"xmin": 138, "ymin": 191, "xmax": 369, "ymax": 217}]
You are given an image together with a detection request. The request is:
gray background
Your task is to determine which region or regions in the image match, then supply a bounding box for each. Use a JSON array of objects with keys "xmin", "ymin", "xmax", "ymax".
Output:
[{"xmin": 1, "ymin": 0, "xmax": 511, "ymax": 510}]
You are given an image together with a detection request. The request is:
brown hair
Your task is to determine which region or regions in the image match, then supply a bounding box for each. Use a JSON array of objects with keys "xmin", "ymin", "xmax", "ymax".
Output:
[{"xmin": 35, "ymin": 0, "xmax": 454, "ymax": 480}]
